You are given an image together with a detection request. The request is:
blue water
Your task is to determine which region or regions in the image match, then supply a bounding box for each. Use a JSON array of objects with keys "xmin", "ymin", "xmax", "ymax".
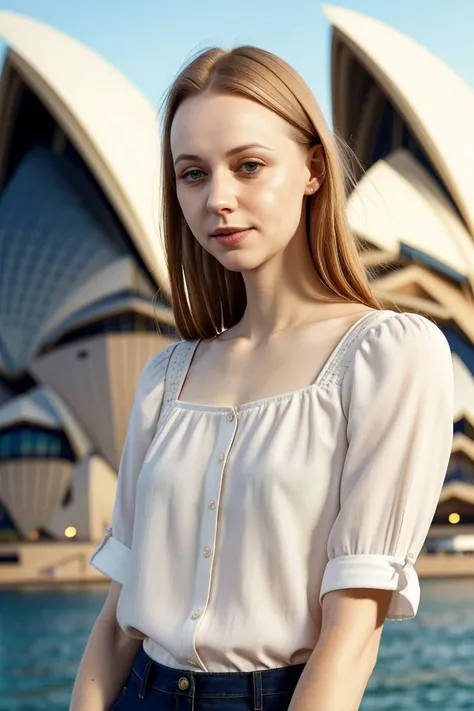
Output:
[{"xmin": 0, "ymin": 579, "xmax": 473, "ymax": 710}]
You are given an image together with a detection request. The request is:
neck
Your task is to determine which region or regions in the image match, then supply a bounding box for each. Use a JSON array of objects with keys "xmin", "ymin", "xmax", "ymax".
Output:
[{"xmin": 235, "ymin": 226, "xmax": 338, "ymax": 343}]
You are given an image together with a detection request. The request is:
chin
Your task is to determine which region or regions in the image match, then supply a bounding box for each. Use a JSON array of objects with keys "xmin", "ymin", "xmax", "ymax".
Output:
[{"xmin": 215, "ymin": 251, "xmax": 268, "ymax": 273}]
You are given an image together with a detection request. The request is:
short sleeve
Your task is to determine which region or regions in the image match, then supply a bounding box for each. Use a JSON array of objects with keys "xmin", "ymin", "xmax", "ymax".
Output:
[
  {"xmin": 320, "ymin": 313, "xmax": 454, "ymax": 620},
  {"xmin": 89, "ymin": 346, "xmax": 174, "ymax": 584}
]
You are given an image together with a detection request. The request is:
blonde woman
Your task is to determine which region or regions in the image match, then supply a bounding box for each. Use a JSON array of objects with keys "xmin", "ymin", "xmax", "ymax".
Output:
[{"xmin": 70, "ymin": 46, "xmax": 453, "ymax": 711}]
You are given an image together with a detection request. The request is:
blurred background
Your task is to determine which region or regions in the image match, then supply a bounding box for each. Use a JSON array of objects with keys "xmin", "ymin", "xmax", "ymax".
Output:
[{"xmin": 0, "ymin": 1, "xmax": 473, "ymax": 709}]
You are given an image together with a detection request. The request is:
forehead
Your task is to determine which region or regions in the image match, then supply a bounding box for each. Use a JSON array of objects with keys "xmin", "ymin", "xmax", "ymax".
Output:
[{"xmin": 170, "ymin": 93, "xmax": 293, "ymax": 156}]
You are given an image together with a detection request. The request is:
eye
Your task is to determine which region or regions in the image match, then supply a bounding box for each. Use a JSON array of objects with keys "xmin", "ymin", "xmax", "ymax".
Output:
[
  {"xmin": 239, "ymin": 161, "xmax": 262, "ymax": 175},
  {"xmin": 182, "ymin": 169, "xmax": 205, "ymax": 182}
]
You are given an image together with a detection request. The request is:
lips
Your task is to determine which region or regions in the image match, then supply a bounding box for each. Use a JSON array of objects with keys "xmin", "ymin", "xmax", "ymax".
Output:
[
  {"xmin": 210, "ymin": 228, "xmax": 253, "ymax": 246},
  {"xmin": 210, "ymin": 227, "xmax": 250, "ymax": 237}
]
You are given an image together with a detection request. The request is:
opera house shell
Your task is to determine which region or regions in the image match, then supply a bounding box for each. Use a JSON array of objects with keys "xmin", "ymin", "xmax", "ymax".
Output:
[
  {"xmin": 0, "ymin": 7, "xmax": 473, "ymax": 578},
  {"xmin": 324, "ymin": 7, "xmax": 474, "ymax": 554},
  {"xmin": 0, "ymin": 11, "xmax": 174, "ymax": 560}
]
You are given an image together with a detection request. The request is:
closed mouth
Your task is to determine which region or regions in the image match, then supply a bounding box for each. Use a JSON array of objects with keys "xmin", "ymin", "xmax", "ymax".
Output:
[
  {"xmin": 209, "ymin": 228, "xmax": 253, "ymax": 246},
  {"xmin": 210, "ymin": 228, "xmax": 250, "ymax": 237}
]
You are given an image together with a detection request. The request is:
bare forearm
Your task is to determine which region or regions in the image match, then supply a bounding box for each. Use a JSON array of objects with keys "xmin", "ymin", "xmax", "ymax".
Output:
[
  {"xmin": 288, "ymin": 628, "xmax": 377, "ymax": 711},
  {"xmin": 69, "ymin": 616, "xmax": 141, "ymax": 711}
]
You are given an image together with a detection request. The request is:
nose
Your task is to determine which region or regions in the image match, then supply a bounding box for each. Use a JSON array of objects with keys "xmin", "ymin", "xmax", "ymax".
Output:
[{"xmin": 206, "ymin": 174, "xmax": 238, "ymax": 214}]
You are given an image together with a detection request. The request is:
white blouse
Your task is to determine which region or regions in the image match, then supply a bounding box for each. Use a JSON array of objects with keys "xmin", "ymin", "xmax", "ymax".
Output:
[{"xmin": 90, "ymin": 310, "xmax": 454, "ymax": 673}]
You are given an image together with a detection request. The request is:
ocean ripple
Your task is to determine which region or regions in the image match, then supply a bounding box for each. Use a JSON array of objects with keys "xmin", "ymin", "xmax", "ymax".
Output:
[{"xmin": 0, "ymin": 579, "xmax": 473, "ymax": 711}]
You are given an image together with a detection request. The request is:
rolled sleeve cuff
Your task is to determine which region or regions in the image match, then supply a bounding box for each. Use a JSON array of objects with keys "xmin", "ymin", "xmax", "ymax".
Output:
[
  {"xmin": 319, "ymin": 554, "xmax": 420, "ymax": 621},
  {"xmin": 89, "ymin": 536, "xmax": 130, "ymax": 585}
]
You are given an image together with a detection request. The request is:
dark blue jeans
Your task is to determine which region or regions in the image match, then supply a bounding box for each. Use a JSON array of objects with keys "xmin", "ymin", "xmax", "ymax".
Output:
[{"xmin": 110, "ymin": 645, "xmax": 306, "ymax": 710}]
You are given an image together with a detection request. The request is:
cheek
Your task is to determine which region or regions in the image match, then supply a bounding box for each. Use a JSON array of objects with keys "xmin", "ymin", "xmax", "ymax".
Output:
[
  {"xmin": 254, "ymin": 170, "xmax": 304, "ymax": 231},
  {"xmin": 256, "ymin": 172, "xmax": 286, "ymax": 207},
  {"xmin": 256, "ymin": 165, "xmax": 304, "ymax": 208}
]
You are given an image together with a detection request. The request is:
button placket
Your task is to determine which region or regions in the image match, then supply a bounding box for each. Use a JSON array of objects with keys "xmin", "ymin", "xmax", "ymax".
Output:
[{"xmin": 181, "ymin": 408, "xmax": 238, "ymax": 671}]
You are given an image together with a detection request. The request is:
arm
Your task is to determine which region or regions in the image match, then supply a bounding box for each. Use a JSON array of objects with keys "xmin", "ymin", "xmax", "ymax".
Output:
[
  {"xmin": 289, "ymin": 588, "xmax": 391, "ymax": 711},
  {"xmin": 291, "ymin": 314, "xmax": 453, "ymax": 710},
  {"xmin": 69, "ymin": 582, "xmax": 141, "ymax": 711}
]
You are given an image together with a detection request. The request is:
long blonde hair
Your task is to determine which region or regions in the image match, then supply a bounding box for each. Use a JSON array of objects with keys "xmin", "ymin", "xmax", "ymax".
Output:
[{"xmin": 160, "ymin": 46, "xmax": 380, "ymax": 339}]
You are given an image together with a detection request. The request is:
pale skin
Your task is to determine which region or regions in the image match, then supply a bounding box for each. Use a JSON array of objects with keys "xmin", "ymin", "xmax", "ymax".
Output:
[
  {"xmin": 70, "ymin": 91, "xmax": 392, "ymax": 711},
  {"xmin": 70, "ymin": 582, "xmax": 141, "ymax": 710}
]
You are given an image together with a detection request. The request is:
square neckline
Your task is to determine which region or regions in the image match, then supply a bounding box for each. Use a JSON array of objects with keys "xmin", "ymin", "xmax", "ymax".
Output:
[{"xmin": 172, "ymin": 310, "xmax": 385, "ymax": 413}]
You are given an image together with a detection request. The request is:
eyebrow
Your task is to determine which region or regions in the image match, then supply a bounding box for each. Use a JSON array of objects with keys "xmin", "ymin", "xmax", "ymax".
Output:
[{"xmin": 173, "ymin": 143, "xmax": 274, "ymax": 167}]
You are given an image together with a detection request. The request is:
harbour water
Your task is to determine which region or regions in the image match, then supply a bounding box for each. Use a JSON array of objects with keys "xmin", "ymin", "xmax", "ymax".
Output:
[{"xmin": 0, "ymin": 578, "xmax": 473, "ymax": 710}]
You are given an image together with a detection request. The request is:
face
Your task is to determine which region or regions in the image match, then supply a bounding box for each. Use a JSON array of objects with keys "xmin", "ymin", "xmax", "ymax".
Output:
[{"xmin": 170, "ymin": 92, "xmax": 321, "ymax": 273}]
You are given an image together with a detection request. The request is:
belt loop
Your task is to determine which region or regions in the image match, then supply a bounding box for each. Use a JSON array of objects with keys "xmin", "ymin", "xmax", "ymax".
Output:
[
  {"xmin": 252, "ymin": 671, "xmax": 263, "ymax": 711},
  {"xmin": 138, "ymin": 659, "xmax": 153, "ymax": 699}
]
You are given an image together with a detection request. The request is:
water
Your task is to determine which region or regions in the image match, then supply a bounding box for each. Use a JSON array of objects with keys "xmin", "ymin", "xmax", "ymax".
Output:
[{"xmin": 0, "ymin": 579, "xmax": 473, "ymax": 711}]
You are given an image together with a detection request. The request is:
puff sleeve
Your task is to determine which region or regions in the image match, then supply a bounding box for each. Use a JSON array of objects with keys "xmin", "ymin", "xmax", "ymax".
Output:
[
  {"xmin": 319, "ymin": 313, "xmax": 454, "ymax": 620},
  {"xmin": 89, "ymin": 347, "xmax": 173, "ymax": 584}
]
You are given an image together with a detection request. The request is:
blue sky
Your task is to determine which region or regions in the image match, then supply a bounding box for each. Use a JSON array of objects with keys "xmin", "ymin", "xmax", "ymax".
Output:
[{"xmin": 0, "ymin": 0, "xmax": 472, "ymax": 122}]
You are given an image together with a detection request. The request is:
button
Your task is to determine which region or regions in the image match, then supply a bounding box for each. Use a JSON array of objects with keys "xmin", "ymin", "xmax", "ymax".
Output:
[
  {"xmin": 188, "ymin": 658, "xmax": 198, "ymax": 666},
  {"xmin": 191, "ymin": 609, "xmax": 202, "ymax": 619},
  {"xmin": 208, "ymin": 500, "xmax": 216, "ymax": 510},
  {"xmin": 203, "ymin": 547, "xmax": 212, "ymax": 558},
  {"xmin": 226, "ymin": 412, "xmax": 234, "ymax": 422},
  {"xmin": 178, "ymin": 677, "xmax": 190, "ymax": 690},
  {"xmin": 217, "ymin": 453, "xmax": 225, "ymax": 462}
]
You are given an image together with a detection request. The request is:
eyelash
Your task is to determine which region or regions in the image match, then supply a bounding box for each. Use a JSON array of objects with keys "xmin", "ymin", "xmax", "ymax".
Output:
[{"xmin": 181, "ymin": 161, "xmax": 264, "ymax": 183}]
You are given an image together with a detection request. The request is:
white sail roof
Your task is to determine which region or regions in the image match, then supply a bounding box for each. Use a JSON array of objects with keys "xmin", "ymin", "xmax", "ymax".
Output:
[
  {"xmin": 0, "ymin": 11, "xmax": 169, "ymax": 292},
  {"xmin": 347, "ymin": 150, "xmax": 474, "ymax": 277},
  {"xmin": 324, "ymin": 5, "xmax": 474, "ymax": 236}
]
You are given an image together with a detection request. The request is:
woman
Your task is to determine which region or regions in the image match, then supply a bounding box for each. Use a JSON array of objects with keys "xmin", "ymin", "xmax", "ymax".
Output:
[{"xmin": 70, "ymin": 46, "xmax": 453, "ymax": 711}]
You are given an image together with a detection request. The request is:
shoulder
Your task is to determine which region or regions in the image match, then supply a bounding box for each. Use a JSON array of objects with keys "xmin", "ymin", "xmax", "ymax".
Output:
[
  {"xmin": 359, "ymin": 310, "xmax": 451, "ymax": 359},
  {"xmin": 131, "ymin": 341, "xmax": 182, "ymax": 411},
  {"xmin": 340, "ymin": 311, "xmax": 454, "ymax": 430},
  {"xmin": 342, "ymin": 310, "xmax": 453, "ymax": 391},
  {"xmin": 135, "ymin": 338, "xmax": 201, "ymax": 401},
  {"xmin": 138, "ymin": 342, "xmax": 177, "ymax": 387}
]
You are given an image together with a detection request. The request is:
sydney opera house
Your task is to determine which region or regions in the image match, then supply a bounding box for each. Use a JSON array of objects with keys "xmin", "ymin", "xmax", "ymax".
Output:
[{"xmin": 0, "ymin": 6, "xmax": 473, "ymax": 582}]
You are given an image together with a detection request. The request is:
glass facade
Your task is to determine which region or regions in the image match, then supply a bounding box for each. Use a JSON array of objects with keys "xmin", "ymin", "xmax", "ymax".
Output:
[
  {"xmin": 399, "ymin": 244, "xmax": 468, "ymax": 284},
  {"xmin": 51, "ymin": 309, "xmax": 177, "ymax": 348},
  {"xmin": 443, "ymin": 327, "xmax": 474, "ymax": 376},
  {"xmin": 0, "ymin": 426, "xmax": 75, "ymax": 462},
  {"xmin": 0, "ymin": 146, "xmax": 130, "ymax": 372},
  {"xmin": 446, "ymin": 449, "xmax": 474, "ymax": 484}
]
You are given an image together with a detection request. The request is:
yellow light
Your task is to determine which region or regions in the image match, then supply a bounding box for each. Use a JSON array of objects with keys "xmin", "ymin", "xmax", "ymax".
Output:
[
  {"xmin": 65, "ymin": 526, "xmax": 77, "ymax": 538},
  {"xmin": 448, "ymin": 513, "xmax": 461, "ymax": 525}
]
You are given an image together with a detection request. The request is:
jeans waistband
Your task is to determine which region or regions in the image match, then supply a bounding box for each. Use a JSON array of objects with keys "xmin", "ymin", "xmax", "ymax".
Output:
[{"xmin": 133, "ymin": 645, "xmax": 305, "ymax": 701}]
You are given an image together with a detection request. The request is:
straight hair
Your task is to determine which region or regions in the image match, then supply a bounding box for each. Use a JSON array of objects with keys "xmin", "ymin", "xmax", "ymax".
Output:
[{"xmin": 160, "ymin": 46, "xmax": 380, "ymax": 339}]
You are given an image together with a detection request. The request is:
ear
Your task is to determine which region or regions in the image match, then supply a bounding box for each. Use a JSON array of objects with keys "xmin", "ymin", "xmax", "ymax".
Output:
[{"xmin": 305, "ymin": 144, "xmax": 326, "ymax": 196}]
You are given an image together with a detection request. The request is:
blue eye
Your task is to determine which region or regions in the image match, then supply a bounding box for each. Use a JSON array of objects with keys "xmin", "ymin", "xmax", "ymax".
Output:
[{"xmin": 184, "ymin": 169, "xmax": 204, "ymax": 182}]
